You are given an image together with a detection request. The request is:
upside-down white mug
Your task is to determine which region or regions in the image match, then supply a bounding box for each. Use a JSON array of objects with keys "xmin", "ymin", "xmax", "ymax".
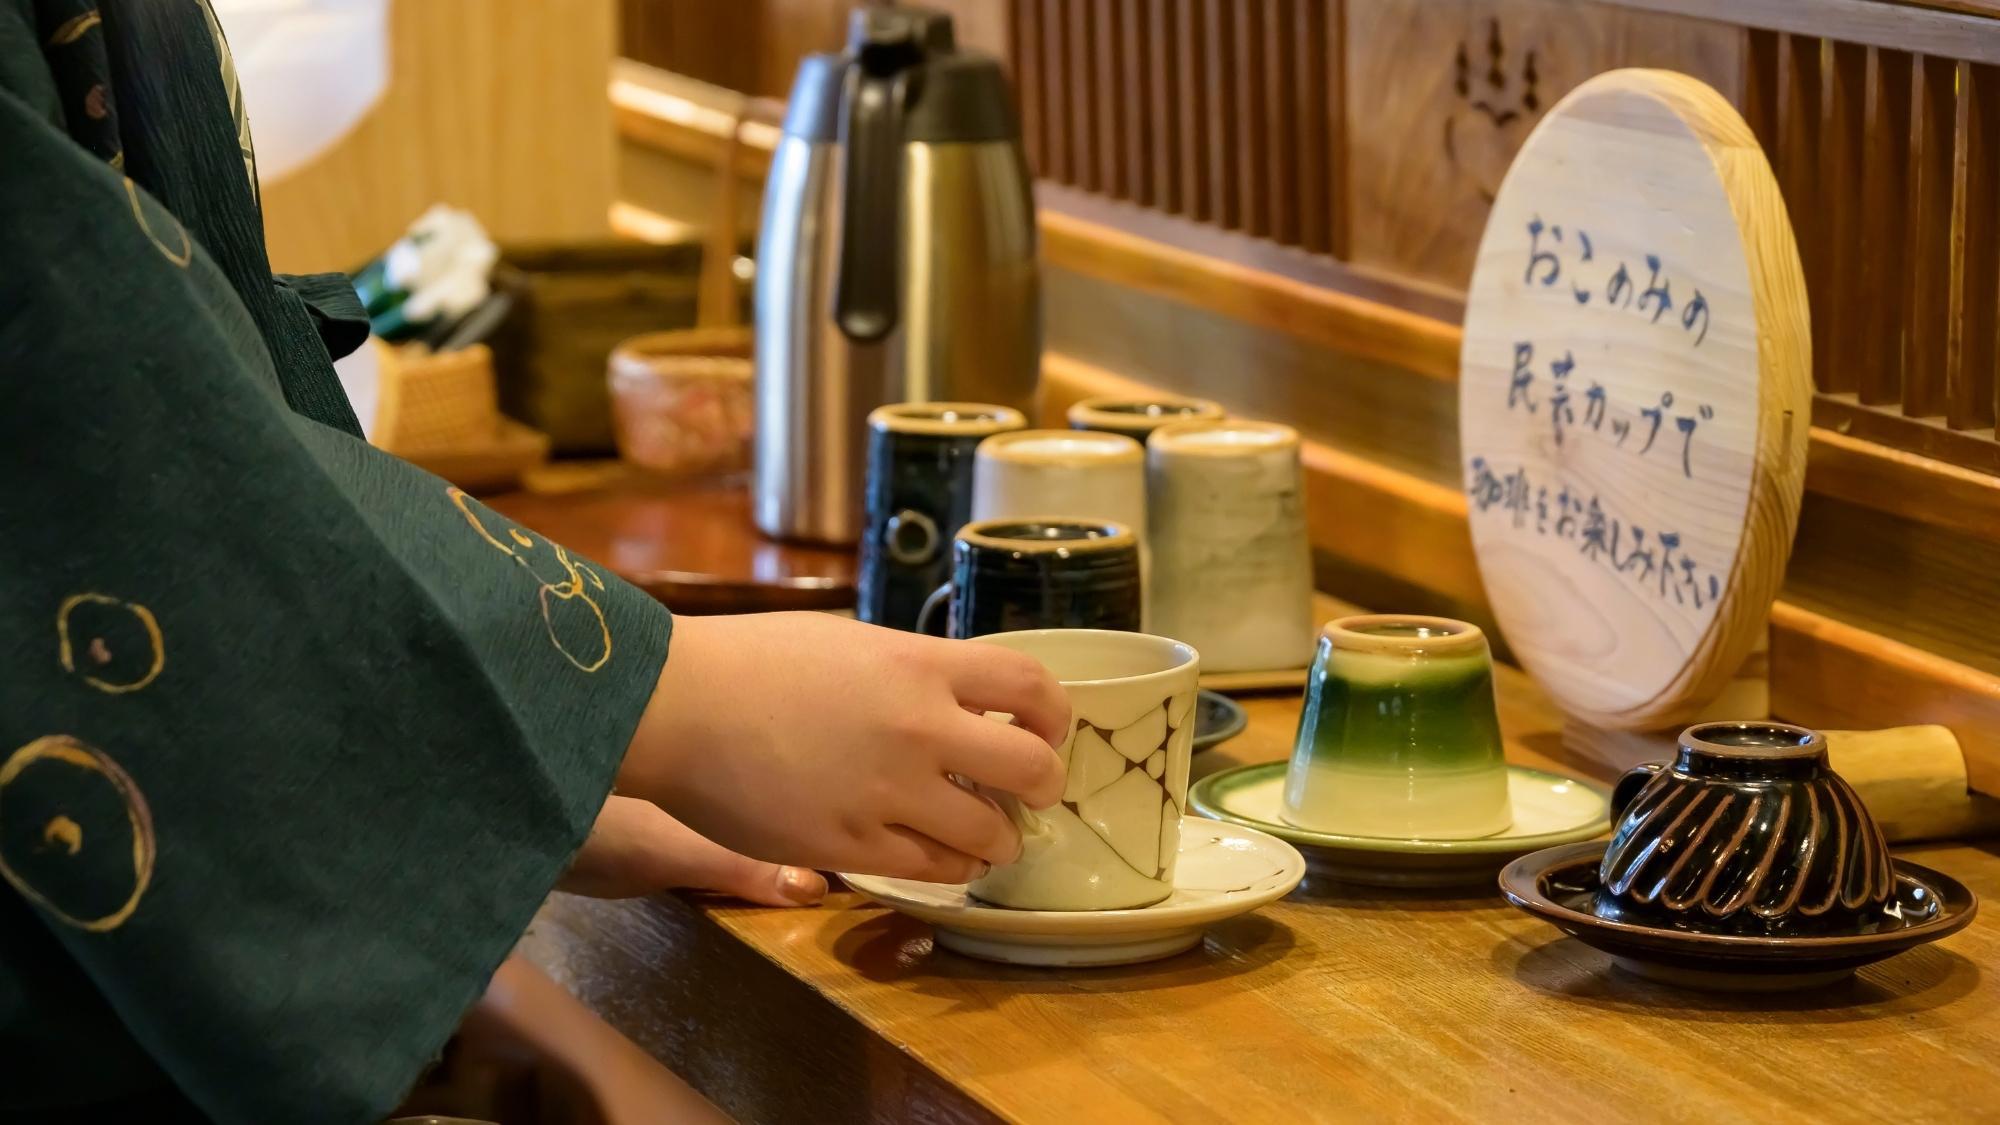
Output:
[
  {"xmin": 971, "ymin": 429, "xmax": 1149, "ymax": 624},
  {"xmin": 1146, "ymin": 419, "xmax": 1315, "ymax": 673}
]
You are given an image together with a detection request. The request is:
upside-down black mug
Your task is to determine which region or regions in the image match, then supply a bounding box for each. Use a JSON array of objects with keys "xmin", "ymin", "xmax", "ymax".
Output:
[
  {"xmin": 916, "ymin": 518, "xmax": 1142, "ymax": 639},
  {"xmin": 857, "ymin": 402, "xmax": 1026, "ymax": 630}
]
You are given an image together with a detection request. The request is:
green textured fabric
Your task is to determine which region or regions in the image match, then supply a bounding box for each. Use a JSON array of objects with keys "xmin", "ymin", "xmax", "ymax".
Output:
[{"xmin": 0, "ymin": 2, "xmax": 673, "ymax": 1122}]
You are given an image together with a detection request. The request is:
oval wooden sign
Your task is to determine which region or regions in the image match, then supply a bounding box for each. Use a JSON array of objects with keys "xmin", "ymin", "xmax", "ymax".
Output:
[{"xmin": 1459, "ymin": 69, "xmax": 1810, "ymax": 731}]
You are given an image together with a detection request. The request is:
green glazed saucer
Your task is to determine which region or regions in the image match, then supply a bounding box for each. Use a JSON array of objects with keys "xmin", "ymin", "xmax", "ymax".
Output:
[{"xmin": 1188, "ymin": 761, "xmax": 1610, "ymax": 889}]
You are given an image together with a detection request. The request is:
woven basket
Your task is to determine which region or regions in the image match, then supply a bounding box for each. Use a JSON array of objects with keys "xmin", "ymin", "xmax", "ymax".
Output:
[
  {"xmin": 374, "ymin": 341, "xmax": 502, "ymax": 455},
  {"xmin": 374, "ymin": 340, "xmax": 549, "ymax": 490}
]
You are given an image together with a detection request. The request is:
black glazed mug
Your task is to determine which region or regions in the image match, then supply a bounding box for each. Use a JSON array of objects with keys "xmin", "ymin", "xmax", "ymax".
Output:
[
  {"xmin": 858, "ymin": 402, "xmax": 1026, "ymax": 630},
  {"xmin": 1066, "ymin": 394, "xmax": 1225, "ymax": 442},
  {"xmin": 1596, "ymin": 720, "xmax": 1895, "ymax": 936},
  {"xmin": 917, "ymin": 518, "xmax": 1142, "ymax": 639}
]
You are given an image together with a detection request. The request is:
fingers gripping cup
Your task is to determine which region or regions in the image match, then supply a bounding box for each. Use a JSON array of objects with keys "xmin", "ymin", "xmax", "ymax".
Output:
[
  {"xmin": 968, "ymin": 630, "xmax": 1201, "ymax": 911},
  {"xmin": 1282, "ymin": 615, "xmax": 1512, "ymax": 839}
]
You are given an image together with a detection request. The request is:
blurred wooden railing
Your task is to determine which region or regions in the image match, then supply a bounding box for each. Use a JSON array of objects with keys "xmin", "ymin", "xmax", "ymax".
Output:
[
  {"xmin": 1747, "ymin": 31, "xmax": 2000, "ymax": 470},
  {"xmin": 1004, "ymin": 0, "xmax": 2000, "ymax": 474}
]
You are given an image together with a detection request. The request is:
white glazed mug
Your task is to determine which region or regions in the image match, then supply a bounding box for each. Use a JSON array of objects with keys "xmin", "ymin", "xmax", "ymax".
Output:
[
  {"xmin": 967, "ymin": 629, "xmax": 1200, "ymax": 911},
  {"xmin": 971, "ymin": 429, "xmax": 1149, "ymax": 623},
  {"xmin": 1146, "ymin": 419, "xmax": 1315, "ymax": 673}
]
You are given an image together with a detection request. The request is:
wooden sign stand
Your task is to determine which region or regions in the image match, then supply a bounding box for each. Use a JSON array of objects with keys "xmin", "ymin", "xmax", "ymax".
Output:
[
  {"xmin": 1460, "ymin": 68, "xmax": 1809, "ymax": 733},
  {"xmin": 1558, "ymin": 630, "xmax": 1766, "ymax": 776},
  {"xmin": 1460, "ymin": 70, "xmax": 1999, "ymax": 842}
]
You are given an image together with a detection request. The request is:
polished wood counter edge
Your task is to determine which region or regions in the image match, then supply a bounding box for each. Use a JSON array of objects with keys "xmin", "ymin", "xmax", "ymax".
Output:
[
  {"xmin": 523, "ymin": 597, "xmax": 2000, "ymax": 1125},
  {"xmin": 486, "ymin": 472, "xmax": 857, "ymax": 615}
]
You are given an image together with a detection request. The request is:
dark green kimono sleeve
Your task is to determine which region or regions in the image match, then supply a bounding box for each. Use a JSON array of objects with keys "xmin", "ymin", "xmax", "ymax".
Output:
[{"xmin": 0, "ymin": 76, "xmax": 672, "ymax": 1125}]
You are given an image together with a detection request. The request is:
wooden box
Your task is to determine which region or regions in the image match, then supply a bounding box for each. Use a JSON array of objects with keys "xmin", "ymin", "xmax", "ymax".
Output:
[{"xmin": 489, "ymin": 241, "xmax": 712, "ymax": 453}]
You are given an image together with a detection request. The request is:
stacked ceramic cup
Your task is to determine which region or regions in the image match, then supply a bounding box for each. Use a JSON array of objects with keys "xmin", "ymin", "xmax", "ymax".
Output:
[
  {"xmin": 1067, "ymin": 394, "xmax": 1224, "ymax": 442},
  {"xmin": 1146, "ymin": 420, "xmax": 1315, "ymax": 676},
  {"xmin": 857, "ymin": 403, "xmax": 1027, "ymax": 631},
  {"xmin": 917, "ymin": 518, "xmax": 1143, "ymax": 639},
  {"xmin": 1284, "ymin": 615, "xmax": 1513, "ymax": 839}
]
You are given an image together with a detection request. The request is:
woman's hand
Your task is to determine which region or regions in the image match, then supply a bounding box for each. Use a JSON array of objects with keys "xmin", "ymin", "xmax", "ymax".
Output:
[
  {"xmin": 560, "ymin": 795, "xmax": 827, "ymax": 904},
  {"xmin": 619, "ymin": 612, "xmax": 1070, "ymax": 885}
]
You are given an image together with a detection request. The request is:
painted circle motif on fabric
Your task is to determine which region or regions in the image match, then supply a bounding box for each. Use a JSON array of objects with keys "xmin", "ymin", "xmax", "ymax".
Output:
[
  {"xmin": 448, "ymin": 488, "xmax": 612, "ymax": 672},
  {"xmin": 123, "ymin": 177, "xmax": 193, "ymax": 267},
  {"xmin": 0, "ymin": 736, "xmax": 156, "ymax": 933},
  {"xmin": 57, "ymin": 593, "xmax": 165, "ymax": 694}
]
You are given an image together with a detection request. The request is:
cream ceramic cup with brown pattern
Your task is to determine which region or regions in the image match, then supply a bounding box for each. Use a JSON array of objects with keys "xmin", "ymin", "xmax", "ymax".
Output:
[{"xmin": 966, "ymin": 629, "xmax": 1201, "ymax": 911}]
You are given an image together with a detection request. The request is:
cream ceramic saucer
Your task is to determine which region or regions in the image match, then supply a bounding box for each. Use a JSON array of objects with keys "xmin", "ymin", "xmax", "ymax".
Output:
[
  {"xmin": 1188, "ymin": 762, "xmax": 1609, "ymax": 889},
  {"xmin": 840, "ymin": 818, "xmax": 1304, "ymax": 966}
]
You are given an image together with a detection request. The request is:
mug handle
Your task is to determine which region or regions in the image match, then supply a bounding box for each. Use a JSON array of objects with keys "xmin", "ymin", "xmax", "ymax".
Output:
[
  {"xmin": 1610, "ymin": 761, "xmax": 1667, "ymax": 820},
  {"xmin": 915, "ymin": 581, "xmax": 953, "ymax": 638}
]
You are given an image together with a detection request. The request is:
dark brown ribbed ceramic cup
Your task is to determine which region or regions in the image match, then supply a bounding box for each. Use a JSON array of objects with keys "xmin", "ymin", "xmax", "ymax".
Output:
[{"xmin": 1595, "ymin": 721, "xmax": 1895, "ymax": 936}]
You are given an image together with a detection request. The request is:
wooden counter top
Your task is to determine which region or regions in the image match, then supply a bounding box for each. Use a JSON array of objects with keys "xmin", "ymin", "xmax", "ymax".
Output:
[{"xmin": 519, "ymin": 620, "xmax": 2000, "ymax": 1124}]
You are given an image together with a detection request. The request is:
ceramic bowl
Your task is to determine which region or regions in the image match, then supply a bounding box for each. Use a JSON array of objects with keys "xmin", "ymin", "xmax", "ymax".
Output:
[{"xmin": 1598, "ymin": 721, "xmax": 1895, "ymax": 936}]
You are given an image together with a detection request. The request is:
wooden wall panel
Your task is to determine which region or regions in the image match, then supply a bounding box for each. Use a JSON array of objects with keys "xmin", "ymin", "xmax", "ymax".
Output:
[
  {"xmin": 616, "ymin": 0, "xmax": 847, "ymax": 100},
  {"xmin": 1175, "ymin": 0, "xmax": 1212, "ymax": 222},
  {"xmin": 1013, "ymin": 1, "xmax": 1047, "ymax": 171},
  {"xmin": 1041, "ymin": 0, "xmax": 1072, "ymax": 182},
  {"xmin": 1143, "ymin": 0, "xmax": 1180, "ymax": 212},
  {"xmin": 1343, "ymin": 0, "xmax": 1743, "ymax": 291},
  {"xmin": 1856, "ymin": 46, "xmax": 1913, "ymax": 407},
  {"xmin": 1202, "ymin": 0, "xmax": 1240, "ymax": 227},
  {"xmin": 262, "ymin": 0, "xmax": 615, "ymax": 273},
  {"xmin": 1907, "ymin": 55, "xmax": 1958, "ymax": 421},
  {"xmin": 1949, "ymin": 62, "xmax": 2000, "ymax": 432},
  {"xmin": 1819, "ymin": 40, "xmax": 1867, "ymax": 395},
  {"xmin": 1067, "ymin": 0, "xmax": 1099, "ymax": 192}
]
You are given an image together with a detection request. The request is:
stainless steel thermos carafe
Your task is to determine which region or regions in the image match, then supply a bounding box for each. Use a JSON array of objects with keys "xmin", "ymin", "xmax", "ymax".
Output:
[{"xmin": 753, "ymin": 6, "xmax": 1041, "ymax": 545}]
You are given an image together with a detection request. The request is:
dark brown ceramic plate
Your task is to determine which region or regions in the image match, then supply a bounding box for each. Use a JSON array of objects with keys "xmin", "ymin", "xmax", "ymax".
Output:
[{"xmin": 1500, "ymin": 842, "xmax": 1978, "ymax": 991}]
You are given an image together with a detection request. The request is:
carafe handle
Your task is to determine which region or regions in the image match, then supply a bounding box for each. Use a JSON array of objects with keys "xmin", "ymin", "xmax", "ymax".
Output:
[{"xmin": 832, "ymin": 43, "xmax": 909, "ymax": 342}]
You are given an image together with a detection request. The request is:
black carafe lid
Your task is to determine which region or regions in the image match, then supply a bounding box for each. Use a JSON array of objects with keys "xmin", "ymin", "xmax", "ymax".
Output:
[
  {"xmin": 818, "ymin": 7, "xmax": 1023, "ymax": 342},
  {"xmin": 778, "ymin": 8, "xmax": 1020, "ymax": 145}
]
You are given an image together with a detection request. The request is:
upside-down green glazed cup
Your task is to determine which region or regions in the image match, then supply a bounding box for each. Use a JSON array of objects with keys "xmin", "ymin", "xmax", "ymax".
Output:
[{"xmin": 1282, "ymin": 615, "xmax": 1512, "ymax": 839}]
